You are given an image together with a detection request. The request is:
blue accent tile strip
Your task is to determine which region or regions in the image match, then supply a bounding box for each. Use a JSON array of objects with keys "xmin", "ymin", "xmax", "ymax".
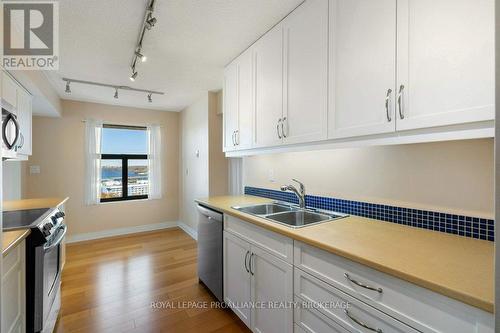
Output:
[{"xmin": 244, "ymin": 186, "xmax": 495, "ymax": 242}]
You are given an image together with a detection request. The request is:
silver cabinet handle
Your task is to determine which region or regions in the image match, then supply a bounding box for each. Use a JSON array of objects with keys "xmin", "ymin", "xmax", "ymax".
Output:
[
  {"xmin": 277, "ymin": 118, "xmax": 282, "ymax": 139},
  {"xmin": 385, "ymin": 89, "xmax": 392, "ymax": 122},
  {"xmin": 282, "ymin": 117, "xmax": 287, "ymax": 138},
  {"xmin": 244, "ymin": 250, "xmax": 250, "ymax": 273},
  {"xmin": 235, "ymin": 130, "xmax": 239, "ymax": 146},
  {"xmin": 397, "ymin": 84, "xmax": 405, "ymax": 119},
  {"xmin": 344, "ymin": 309, "xmax": 383, "ymax": 333},
  {"xmin": 344, "ymin": 273, "xmax": 383, "ymax": 293},
  {"xmin": 249, "ymin": 253, "xmax": 255, "ymax": 275},
  {"xmin": 231, "ymin": 131, "xmax": 235, "ymax": 146}
]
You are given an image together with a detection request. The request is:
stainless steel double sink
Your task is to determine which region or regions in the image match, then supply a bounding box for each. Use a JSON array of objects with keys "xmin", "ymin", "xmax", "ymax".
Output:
[{"xmin": 232, "ymin": 202, "xmax": 347, "ymax": 228}]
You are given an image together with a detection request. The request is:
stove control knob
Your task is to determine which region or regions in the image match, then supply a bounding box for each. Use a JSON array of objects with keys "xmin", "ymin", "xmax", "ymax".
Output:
[{"xmin": 56, "ymin": 211, "xmax": 65, "ymax": 218}]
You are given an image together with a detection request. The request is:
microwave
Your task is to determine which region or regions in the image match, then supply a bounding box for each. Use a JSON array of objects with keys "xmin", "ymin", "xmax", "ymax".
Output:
[{"xmin": 2, "ymin": 105, "xmax": 20, "ymax": 159}]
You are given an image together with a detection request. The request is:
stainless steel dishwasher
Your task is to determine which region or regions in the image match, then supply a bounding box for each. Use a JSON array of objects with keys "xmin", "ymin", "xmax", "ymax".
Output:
[{"xmin": 197, "ymin": 204, "xmax": 223, "ymax": 302}]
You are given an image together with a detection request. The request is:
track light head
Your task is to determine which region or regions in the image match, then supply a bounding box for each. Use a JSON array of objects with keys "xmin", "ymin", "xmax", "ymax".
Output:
[
  {"xmin": 135, "ymin": 51, "xmax": 147, "ymax": 63},
  {"xmin": 65, "ymin": 81, "xmax": 71, "ymax": 93},
  {"xmin": 146, "ymin": 15, "xmax": 157, "ymax": 30},
  {"xmin": 130, "ymin": 71, "xmax": 138, "ymax": 82},
  {"xmin": 114, "ymin": 88, "xmax": 119, "ymax": 99},
  {"xmin": 148, "ymin": 93, "xmax": 153, "ymax": 103}
]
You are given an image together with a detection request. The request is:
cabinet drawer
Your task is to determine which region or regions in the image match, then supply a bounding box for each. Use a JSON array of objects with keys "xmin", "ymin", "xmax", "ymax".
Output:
[
  {"xmin": 294, "ymin": 241, "xmax": 493, "ymax": 333},
  {"xmin": 294, "ymin": 300, "xmax": 350, "ymax": 333},
  {"xmin": 224, "ymin": 215, "xmax": 293, "ymax": 263},
  {"xmin": 295, "ymin": 269, "xmax": 419, "ymax": 333}
]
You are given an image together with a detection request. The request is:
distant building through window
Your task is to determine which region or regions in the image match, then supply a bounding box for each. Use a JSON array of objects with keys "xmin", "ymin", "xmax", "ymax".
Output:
[{"xmin": 100, "ymin": 125, "xmax": 148, "ymax": 202}]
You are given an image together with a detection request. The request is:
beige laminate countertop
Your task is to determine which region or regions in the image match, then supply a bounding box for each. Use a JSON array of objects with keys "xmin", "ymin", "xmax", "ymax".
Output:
[
  {"xmin": 2, "ymin": 197, "xmax": 69, "ymax": 256},
  {"xmin": 3, "ymin": 197, "xmax": 69, "ymax": 212},
  {"xmin": 196, "ymin": 195, "xmax": 494, "ymax": 313}
]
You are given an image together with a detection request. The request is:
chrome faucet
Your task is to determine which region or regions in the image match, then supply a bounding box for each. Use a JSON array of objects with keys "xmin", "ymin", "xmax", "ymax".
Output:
[{"xmin": 280, "ymin": 179, "xmax": 306, "ymax": 209}]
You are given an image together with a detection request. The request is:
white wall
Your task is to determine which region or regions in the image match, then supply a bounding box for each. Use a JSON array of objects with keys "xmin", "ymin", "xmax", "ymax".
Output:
[
  {"xmin": 180, "ymin": 93, "xmax": 210, "ymax": 229},
  {"xmin": 2, "ymin": 161, "xmax": 23, "ymax": 200},
  {"xmin": 179, "ymin": 91, "xmax": 228, "ymax": 231},
  {"xmin": 244, "ymin": 139, "xmax": 494, "ymax": 218}
]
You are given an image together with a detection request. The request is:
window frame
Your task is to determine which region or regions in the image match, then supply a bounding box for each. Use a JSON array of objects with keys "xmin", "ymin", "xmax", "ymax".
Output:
[{"xmin": 100, "ymin": 124, "xmax": 149, "ymax": 203}]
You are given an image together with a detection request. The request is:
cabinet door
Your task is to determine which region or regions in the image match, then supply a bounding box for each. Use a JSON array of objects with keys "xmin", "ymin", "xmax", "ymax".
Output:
[
  {"xmin": 250, "ymin": 246, "xmax": 293, "ymax": 333},
  {"xmin": 283, "ymin": 0, "xmax": 328, "ymax": 145},
  {"xmin": 396, "ymin": 0, "xmax": 494, "ymax": 130},
  {"xmin": 2, "ymin": 241, "xmax": 26, "ymax": 333},
  {"xmin": 328, "ymin": 0, "xmax": 397, "ymax": 139},
  {"xmin": 2, "ymin": 72, "xmax": 18, "ymax": 111},
  {"xmin": 223, "ymin": 231, "xmax": 251, "ymax": 327},
  {"xmin": 236, "ymin": 47, "xmax": 254, "ymax": 149},
  {"xmin": 16, "ymin": 89, "xmax": 32, "ymax": 156},
  {"xmin": 254, "ymin": 24, "xmax": 284, "ymax": 148},
  {"xmin": 223, "ymin": 62, "xmax": 238, "ymax": 152}
]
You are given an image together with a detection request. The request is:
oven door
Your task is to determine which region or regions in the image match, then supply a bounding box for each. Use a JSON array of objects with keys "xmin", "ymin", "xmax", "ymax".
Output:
[{"xmin": 41, "ymin": 224, "xmax": 66, "ymax": 330}]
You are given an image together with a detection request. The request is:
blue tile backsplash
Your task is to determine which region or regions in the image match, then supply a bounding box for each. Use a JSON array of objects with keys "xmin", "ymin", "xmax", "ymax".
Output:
[{"xmin": 244, "ymin": 186, "xmax": 494, "ymax": 242}]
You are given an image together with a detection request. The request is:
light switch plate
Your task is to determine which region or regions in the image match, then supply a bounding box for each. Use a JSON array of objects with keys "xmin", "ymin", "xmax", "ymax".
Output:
[{"xmin": 30, "ymin": 165, "xmax": 40, "ymax": 174}]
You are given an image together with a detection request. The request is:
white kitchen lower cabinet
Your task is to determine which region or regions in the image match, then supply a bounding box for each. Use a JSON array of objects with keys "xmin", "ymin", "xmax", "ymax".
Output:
[
  {"xmin": 295, "ymin": 269, "xmax": 419, "ymax": 333},
  {"xmin": 2, "ymin": 240, "xmax": 26, "ymax": 333},
  {"xmin": 223, "ymin": 225, "xmax": 293, "ymax": 333},
  {"xmin": 223, "ymin": 231, "xmax": 251, "ymax": 326},
  {"xmin": 294, "ymin": 241, "xmax": 494, "ymax": 333},
  {"xmin": 250, "ymin": 246, "xmax": 293, "ymax": 333},
  {"xmin": 223, "ymin": 215, "xmax": 493, "ymax": 333},
  {"xmin": 294, "ymin": 301, "xmax": 350, "ymax": 333}
]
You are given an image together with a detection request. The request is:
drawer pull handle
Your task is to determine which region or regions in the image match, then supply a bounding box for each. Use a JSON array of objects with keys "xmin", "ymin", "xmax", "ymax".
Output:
[
  {"xmin": 344, "ymin": 273, "xmax": 383, "ymax": 293},
  {"xmin": 344, "ymin": 309, "xmax": 383, "ymax": 333}
]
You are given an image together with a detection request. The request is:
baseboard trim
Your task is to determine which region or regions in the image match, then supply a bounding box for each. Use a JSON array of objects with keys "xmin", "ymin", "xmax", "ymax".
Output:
[
  {"xmin": 177, "ymin": 222, "xmax": 198, "ymax": 240},
  {"xmin": 66, "ymin": 221, "xmax": 180, "ymax": 244}
]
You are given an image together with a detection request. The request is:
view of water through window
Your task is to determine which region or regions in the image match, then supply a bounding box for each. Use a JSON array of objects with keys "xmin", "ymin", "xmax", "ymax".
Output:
[{"xmin": 100, "ymin": 127, "xmax": 149, "ymax": 200}]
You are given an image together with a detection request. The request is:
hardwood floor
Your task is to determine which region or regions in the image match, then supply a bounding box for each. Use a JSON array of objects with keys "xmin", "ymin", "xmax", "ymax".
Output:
[{"xmin": 54, "ymin": 228, "xmax": 250, "ymax": 333}]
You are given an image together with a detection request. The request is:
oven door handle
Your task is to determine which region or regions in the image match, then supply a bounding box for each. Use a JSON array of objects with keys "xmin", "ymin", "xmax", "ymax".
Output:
[{"xmin": 44, "ymin": 225, "xmax": 67, "ymax": 251}]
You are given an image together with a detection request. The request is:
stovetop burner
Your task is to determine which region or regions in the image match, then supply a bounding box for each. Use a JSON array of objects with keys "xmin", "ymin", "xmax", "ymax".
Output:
[{"xmin": 3, "ymin": 208, "xmax": 52, "ymax": 231}]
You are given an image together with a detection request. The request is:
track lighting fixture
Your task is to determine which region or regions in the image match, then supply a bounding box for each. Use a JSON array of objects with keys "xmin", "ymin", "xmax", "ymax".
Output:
[
  {"xmin": 62, "ymin": 78, "xmax": 165, "ymax": 102},
  {"xmin": 130, "ymin": 70, "xmax": 138, "ymax": 82},
  {"xmin": 135, "ymin": 51, "xmax": 147, "ymax": 63},
  {"xmin": 129, "ymin": 0, "xmax": 157, "ymax": 78}
]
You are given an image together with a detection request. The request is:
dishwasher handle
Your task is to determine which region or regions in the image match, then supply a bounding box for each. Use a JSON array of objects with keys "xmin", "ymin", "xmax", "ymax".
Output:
[{"xmin": 197, "ymin": 205, "xmax": 223, "ymax": 222}]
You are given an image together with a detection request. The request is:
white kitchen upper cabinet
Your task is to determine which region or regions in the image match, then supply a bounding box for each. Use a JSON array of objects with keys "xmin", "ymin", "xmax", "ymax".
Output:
[
  {"xmin": 223, "ymin": 231, "xmax": 251, "ymax": 327},
  {"xmin": 254, "ymin": 24, "xmax": 284, "ymax": 148},
  {"xmin": 328, "ymin": 0, "xmax": 397, "ymax": 139},
  {"xmin": 16, "ymin": 88, "xmax": 32, "ymax": 156},
  {"xmin": 223, "ymin": 62, "xmax": 238, "ymax": 152},
  {"xmin": 2, "ymin": 72, "xmax": 18, "ymax": 111},
  {"xmin": 236, "ymin": 47, "xmax": 254, "ymax": 149},
  {"xmin": 282, "ymin": 0, "xmax": 328, "ymax": 145},
  {"xmin": 250, "ymin": 246, "xmax": 293, "ymax": 333},
  {"xmin": 396, "ymin": 0, "xmax": 495, "ymax": 131}
]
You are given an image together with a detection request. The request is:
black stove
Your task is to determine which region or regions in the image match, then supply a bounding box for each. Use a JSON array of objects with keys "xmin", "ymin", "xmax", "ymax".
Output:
[
  {"xmin": 3, "ymin": 206, "xmax": 67, "ymax": 333},
  {"xmin": 3, "ymin": 208, "xmax": 52, "ymax": 230}
]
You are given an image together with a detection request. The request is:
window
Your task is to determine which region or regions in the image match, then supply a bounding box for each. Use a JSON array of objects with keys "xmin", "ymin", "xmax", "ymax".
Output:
[{"xmin": 100, "ymin": 125, "xmax": 149, "ymax": 202}]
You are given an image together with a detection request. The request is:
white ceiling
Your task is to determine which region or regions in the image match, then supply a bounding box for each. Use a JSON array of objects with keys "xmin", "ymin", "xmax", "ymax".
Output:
[{"xmin": 46, "ymin": 0, "xmax": 303, "ymax": 111}]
